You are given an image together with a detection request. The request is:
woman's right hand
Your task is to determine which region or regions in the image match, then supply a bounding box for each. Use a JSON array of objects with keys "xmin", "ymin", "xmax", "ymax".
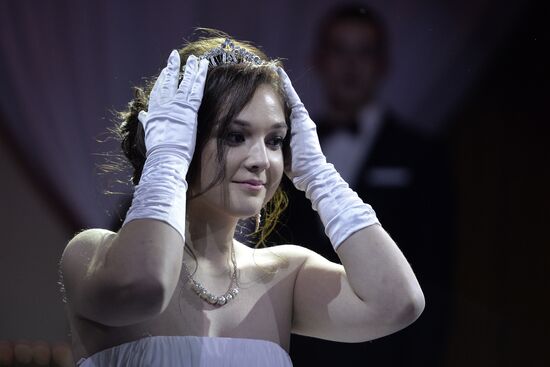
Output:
[
  {"xmin": 138, "ymin": 51, "xmax": 209, "ymax": 163},
  {"xmin": 59, "ymin": 51, "xmax": 209, "ymax": 330}
]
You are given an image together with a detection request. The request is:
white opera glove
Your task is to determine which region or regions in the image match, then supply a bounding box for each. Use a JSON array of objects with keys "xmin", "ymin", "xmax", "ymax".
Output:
[
  {"xmin": 122, "ymin": 51, "xmax": 209, "ymax": 243},
  {"xmin": 277, "ymin": 67, "xmax": 381, "ymax": 250}
]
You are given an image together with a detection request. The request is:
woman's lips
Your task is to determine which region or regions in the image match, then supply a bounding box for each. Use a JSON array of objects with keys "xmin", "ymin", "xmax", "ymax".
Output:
[{"xmin": 233, "ymin": 180, "xmax": 265, "ymax": 191}]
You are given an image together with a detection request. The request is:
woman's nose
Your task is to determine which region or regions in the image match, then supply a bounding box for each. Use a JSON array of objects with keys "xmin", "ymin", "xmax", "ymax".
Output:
[{"xmin": 246, "ymin": 140, "xmax": 270, "ymax": 172}]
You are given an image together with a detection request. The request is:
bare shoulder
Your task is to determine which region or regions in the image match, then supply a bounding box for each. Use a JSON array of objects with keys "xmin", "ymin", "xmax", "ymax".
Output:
[
  {"xmin": 268, "ymin": 244, "xmax": 316, "ymax": 261},
  {"xmin": 232, "ymin": 242, "xmax": 312, "ymax": 275},
  {"xmin": 69, "ymin": 227, "xmax": 117, "ymax": 244},
  {"xmin": 245, "ymin": 244, "xmax": 345, "ymax": 294},
  {"xmin": 61, "ymin": 228, "xmax": 116, "ymax": 263},
  {"xmin": 269, "ymin": 244, "xmax": 346, "ymax": 278},
  {"xmin": 253, "ymin": 243, "xmax": 325, "ymax": 270},
  {"xmin": 59, "ymin": 228, "xmax": 117, "ymax": 287},
  {"xmin": 275, "ymin": 244, "xmax": 335, "ymax": 261}
]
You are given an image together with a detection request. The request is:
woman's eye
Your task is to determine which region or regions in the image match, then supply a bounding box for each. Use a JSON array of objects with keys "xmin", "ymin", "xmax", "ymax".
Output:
[
  {"xmin": 267, "ymin": 136, "xmax": 284, "ymax": 149},
  {"xmin": 224, "ymin": 132, "xmax": 245, "ymax": 145}
]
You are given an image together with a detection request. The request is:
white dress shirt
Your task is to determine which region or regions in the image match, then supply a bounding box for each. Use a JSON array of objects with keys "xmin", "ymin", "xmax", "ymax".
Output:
[{"xmin": 321, "ymin": 103, "xmax": 385, "ymax": 189}]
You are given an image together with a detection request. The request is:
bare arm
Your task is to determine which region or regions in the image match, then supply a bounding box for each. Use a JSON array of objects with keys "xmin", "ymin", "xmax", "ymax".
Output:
[
  {"xmin": 278, "ymin": 67, "xmax": 424, "ymax": 341},
  {"xmin": 335, "ymin": 225, "xmax": 424, "ymax": 325},
  {"xmin": 290, "ymin": 225, "xmax": 424, "ymax": 342},
  {"xmin": 60, "ymin": 220, "xmax": 183, "ymax": 327},
  {"xmin": 60, "ymin": 52, "xmax": 209, "ymax": 327}
]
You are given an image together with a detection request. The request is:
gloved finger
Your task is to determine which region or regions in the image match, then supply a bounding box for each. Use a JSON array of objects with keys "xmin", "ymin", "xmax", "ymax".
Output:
[
  {"xmin": 177, "ymin": 55, "xmax": 198, "ymax": 99},
  {"xmin": 159, "ymin": 49, "xmax": 181, "ymax": 103},
  {"xmin": 188, "ymin": 58, "xmax": 210, "ymax": 104},
  {"xmin": 276, "ymin": 67, "xmax": 302, "ymax": 109},
  {"xmin": 277, "ymin": 66, "xmax": 315, "ymax": 132},
  {"xmin": 149, "ymin": 67, "xmax": 167, "ymax": 105},
  {"xmin": 138, "ymin": 110, "xmax": 148, "ymax": 130}
]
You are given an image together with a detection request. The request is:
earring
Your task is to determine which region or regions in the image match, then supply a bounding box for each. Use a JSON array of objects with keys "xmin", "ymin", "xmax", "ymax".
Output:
[{"xmin": 254, "ymin": 212, "xmax": 261, "ymax": 232}]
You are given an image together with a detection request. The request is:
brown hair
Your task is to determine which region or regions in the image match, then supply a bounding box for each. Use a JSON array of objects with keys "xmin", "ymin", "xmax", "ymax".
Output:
[{"xmin": 102, "ymin": 29, "xmax": 291, "ymax": 253}]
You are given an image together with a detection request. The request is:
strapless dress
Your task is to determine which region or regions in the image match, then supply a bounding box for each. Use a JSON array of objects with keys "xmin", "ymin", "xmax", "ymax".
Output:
[{"xmin": 76, "ymin": 335, "xmax": 293, "ymax": 366}]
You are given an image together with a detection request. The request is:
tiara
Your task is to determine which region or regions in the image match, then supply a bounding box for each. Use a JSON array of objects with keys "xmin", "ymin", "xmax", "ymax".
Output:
[
  {"xmin": 199, "ymin": 38, "xmax": 265, "ymax": 66},
  {"xmin": 178, "ymin": 39, "xmax": 268, "ymax": 82}
]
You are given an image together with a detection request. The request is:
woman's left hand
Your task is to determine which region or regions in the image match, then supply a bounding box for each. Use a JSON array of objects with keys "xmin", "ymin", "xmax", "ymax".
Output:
[
  {"xmin": 277, "ymin": 67, "xmax": 330, "ymax": 192},
  {"xmin": 277, "ymin": 67, "xmax": 381, "ymax": 250}
]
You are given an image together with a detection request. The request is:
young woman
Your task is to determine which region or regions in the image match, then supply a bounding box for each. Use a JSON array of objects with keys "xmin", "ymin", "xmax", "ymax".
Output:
[{"xmin": 59, "ymin": 33, "xmax": 425, "ymax": 366}]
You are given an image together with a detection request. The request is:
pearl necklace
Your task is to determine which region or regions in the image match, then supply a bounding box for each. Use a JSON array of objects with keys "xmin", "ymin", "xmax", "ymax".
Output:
[{"xmin": 181, "ymin": 241, "xmax": 239, "ymax": 306}]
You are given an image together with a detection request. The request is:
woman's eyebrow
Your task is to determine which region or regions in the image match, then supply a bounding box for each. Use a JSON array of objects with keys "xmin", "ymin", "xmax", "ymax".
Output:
[{"xmin": 232, "ymin": 119, "xmax": 288, "ymax": 130}]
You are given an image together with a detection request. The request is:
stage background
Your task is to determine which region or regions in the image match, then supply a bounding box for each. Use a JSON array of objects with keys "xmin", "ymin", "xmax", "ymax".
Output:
[{"xmin": 0, "ymin": 0, "xmax": 547, "ymax": 365}]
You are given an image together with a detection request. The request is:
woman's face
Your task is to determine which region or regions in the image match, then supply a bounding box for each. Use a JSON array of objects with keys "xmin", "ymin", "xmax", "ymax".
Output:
[{"xmin": 190, "ymin": 84, "xmax": 288, "ymax": 219}]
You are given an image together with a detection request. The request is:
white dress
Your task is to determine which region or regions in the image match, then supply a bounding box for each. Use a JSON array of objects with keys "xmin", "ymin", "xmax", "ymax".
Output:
[{"xmin": 76, "ymin": 335, "xmax": 293, "ymax": 366}]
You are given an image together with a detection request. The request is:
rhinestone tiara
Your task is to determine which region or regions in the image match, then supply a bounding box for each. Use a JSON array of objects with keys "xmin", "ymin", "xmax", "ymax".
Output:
[
  {"xmin": 199, "ymin": 38, "xmax": 266, "ymax": 66},
  {"xmin": 177, "ymin": 38, "xmax": 270, "ymax": 83}
]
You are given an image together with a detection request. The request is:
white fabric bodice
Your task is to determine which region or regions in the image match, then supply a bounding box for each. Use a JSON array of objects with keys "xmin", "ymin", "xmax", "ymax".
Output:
[{"xmin": 76, "ymin": 335, "xmax": 293, "ymax": 366}]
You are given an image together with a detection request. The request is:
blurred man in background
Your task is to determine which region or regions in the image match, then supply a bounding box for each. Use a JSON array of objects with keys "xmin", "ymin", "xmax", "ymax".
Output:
[{"xmin": 284, "ymin": 4, "xmax": 455, "ymax": 366}]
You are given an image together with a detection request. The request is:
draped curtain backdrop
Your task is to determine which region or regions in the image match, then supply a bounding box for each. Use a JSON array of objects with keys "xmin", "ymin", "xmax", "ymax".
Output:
[{"xmin": 0, "ymin": 0, "xmax": 525, "ymax": 230}]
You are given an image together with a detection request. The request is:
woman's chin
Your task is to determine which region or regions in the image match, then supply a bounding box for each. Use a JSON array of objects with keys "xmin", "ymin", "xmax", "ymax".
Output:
[
  {"xmin": 230, "ymin": 206, "xmax": 263, "ymax": 219},
  {"xmin": 226, "ymin": 195, "xmax": 265, "ymax": 217}
]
